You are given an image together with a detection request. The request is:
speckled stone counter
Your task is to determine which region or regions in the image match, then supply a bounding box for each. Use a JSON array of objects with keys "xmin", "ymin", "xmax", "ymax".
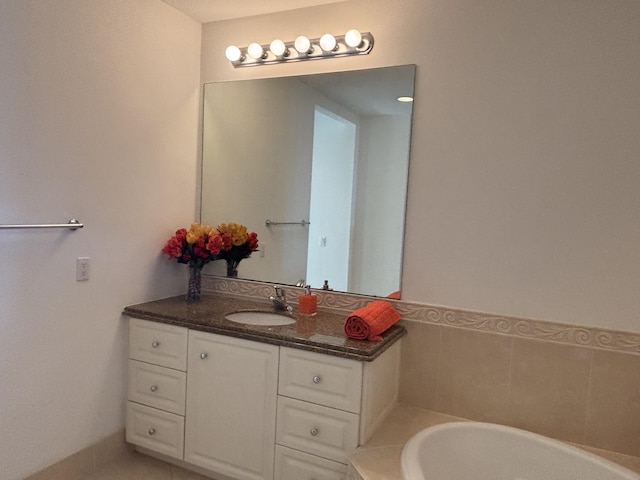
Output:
[{"xmin": 123, "ymin": 294, "xmax": 405, "ymax": 361}]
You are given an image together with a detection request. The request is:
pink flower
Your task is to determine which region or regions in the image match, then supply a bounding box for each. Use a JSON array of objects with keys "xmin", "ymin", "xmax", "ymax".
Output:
[
  {"xmin": 207, "ymin": 234, "xmax": 223, "ymax": 255},
  {"xmin": 248, "ymin": 232, "xmax": 259, "ymax": 250},
  {"xmin": 162, "ymin": 236, "xmax": 183, "ymax": 258}
]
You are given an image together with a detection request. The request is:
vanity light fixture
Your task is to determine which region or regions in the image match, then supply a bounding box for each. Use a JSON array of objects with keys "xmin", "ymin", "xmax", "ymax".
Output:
[
  {"xmin": 225, "ymin": 29, "xmax": 374, "ymax": 67},
  {"xmin": 294, "ymin": 35, "xmax": 313, "ymax": 54},
  {"xmin": 269, "ymin": 39, "xmax": 289, "ymax": 57},
  {"xmin": 247, "ymin": 42, "xmax": 266, "ymax": 60},
  {"xmin": 344, "ymin": 29, "xmax": 364, "ymax": 48},
  {"xmin": 224, "ymin": 45, "xmax": 244, "ymax": 63},
  {"xmin": 319, "ymin": 33, "xmax": 338, "ymax": 52}
]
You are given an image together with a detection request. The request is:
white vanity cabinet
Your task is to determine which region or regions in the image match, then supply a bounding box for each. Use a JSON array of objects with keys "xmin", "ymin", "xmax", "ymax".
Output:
[
  {"xmin": 184, "ymin": 330, "xmax": 279, "ymax": 480},
  {"xmin": 126, "ymin": 318, "xmax": 188, "ymax": 459},
  {"xmin": 274, "ymin": 343, "xmax": 401, "ymax": 480},
  {"xmin": 125, "ymin": 317, "xmax": 401, "ymax": 480}
]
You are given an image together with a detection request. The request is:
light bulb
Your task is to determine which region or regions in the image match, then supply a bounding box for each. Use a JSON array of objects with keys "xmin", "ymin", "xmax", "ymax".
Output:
[
  {"xmin": 294, "ymin": 35, "xmax": 312, "ymax": 54},
  {"xmin": 247, "ymin": 42, "xmax": 265, "ymax": 59},
  {"xmin": 270, "ymin": 39, "xmax": 288, "ymax": 57},
  {"xmin": 319, "ymin": 33, "xmax": 337, "ymax": 52},
  {"xmin": 345, "ymin": 29, "xmax": 363, "ymax": 48},
  {"xmin": 397, "ymin": 96, "xmax": 414, "ymax": 103},
  {"xmin": 225, "ymin": 45, "xmax": 242, "ymax": 62}
]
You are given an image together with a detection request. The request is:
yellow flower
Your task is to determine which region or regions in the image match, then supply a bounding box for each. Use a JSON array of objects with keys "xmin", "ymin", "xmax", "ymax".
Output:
[
  {"xmin": 217, "ymin": 222, "xmax": 249, "ymax": 246},
  {"xmin": 186, "ymin": 223, "xmax": 213, "ymax": 244}
]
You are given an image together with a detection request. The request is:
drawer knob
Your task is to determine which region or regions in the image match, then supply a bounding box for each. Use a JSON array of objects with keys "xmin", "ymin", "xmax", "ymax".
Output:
[
  {"xmin": 151, "ymin": 341, "xmax": 160, "ymax": 348},
  {"xmin": 200, "ymin": 352, "xmax": 208, "ymax": 359},
  {"xmin": 312, "ymin": 375, "xmax": 322, "ymax": 384},
  {"xmin": 310, "ymin": 427, "xmax": 319, "ymax": 436},
  {"xmin": 148, "ymin": 428, "xmax": 156, "ymax": 436},
  {"xmin": 150, "ymin": 385, "xmax": 158, "ymax": 392}
]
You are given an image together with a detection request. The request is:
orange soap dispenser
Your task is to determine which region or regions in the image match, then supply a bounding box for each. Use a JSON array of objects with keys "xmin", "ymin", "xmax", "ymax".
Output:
[{"xmin": 298, "ymin": 285, "xmax": 317, "ymax": 315}]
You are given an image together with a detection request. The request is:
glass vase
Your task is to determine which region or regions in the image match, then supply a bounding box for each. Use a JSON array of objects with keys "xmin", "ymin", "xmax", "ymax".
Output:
[
  {"xmin": 226, "ymin": 260, "xmax": 239, "ymax": 278},
  {"xmin": 186, "ymin": 265, "xmax": 202, "ymax": 303}
]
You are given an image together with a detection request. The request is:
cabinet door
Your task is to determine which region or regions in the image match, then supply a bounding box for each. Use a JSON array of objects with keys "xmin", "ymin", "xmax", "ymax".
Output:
[
  {"xmin": 184, "ymin": 331, "xmax": 279, "ymax": 480},
  {"xmin": 129, "ymin": 318, "xmax": 188, "ymax": 371},
  {"xmin": 128, "ymin": 360, "xmax": 186, "ymax": 415},
  {"xmin": 279, "ymin": 347, "xmax": 363, "ymax": 413},
  {"xmin": 276, "ymin": 396, "xmax": 359, "ymax": 464},
  {"xmin": 275, "ymin": 445, "xmax": 348, "ymax": 480}
]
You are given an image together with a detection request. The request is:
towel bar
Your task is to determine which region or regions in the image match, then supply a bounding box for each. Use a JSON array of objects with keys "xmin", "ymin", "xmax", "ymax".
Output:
[
  {"xmin": 0, "ymin": 218, "xmax": 83, "ymax": 230},
  {"xmin": 265, "ymin": 219, "xmax": 310, "ymax": 227}
]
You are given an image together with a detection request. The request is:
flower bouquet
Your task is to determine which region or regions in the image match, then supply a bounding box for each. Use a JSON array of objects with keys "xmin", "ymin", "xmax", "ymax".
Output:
[
  {"xmin": 162, "ymin": 222, "xmax": 258, "ymax": 302},
  {"xmin": 162, "ymin": 223, "xmax": 223, "ymax": 302},
  {"xmin": 215, "ymin": 222, "xmax": 259, "ymax": 277}
]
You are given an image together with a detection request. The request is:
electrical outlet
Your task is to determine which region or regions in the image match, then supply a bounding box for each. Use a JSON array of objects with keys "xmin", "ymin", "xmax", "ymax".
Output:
[
  {"xmin": 76, "ymin": 257, "xmax": 90, "ymax": 281},
  {"xmin": 260, "ymin": 243, "xmax": 265, "ymax": 258}
]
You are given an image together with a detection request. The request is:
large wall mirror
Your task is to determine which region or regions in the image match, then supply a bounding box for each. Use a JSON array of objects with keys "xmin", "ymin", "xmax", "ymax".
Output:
[{"xmin": 201, "ymin": 65, "xmax": 415, "ymax": 298}]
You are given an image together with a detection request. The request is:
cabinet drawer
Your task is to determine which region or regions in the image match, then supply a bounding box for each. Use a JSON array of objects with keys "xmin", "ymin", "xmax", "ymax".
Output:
[
  {"xmin": 279, "ymin": 347, "xmax": 363, "ymax": 413},
  {"xmin": 126, "ymin": 402, "xmax": 184, "ymax": 459},
  {"xmin": 129, "ymin": 318, "xmax": 188, "ymax": 371},
  {"xmin": 275, "ymin": 445, "xmax": 348, "ymax": 480},
  {"xmin": 276, "ymin": 396, "xmax": 359, "ymax": 464},
  {"xmin": 128, "ymin": 360, "xmax": 186, "ymax": 415}
]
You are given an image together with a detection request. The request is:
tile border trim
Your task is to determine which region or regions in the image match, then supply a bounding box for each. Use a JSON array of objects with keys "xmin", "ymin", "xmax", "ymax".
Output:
[{"xmin": 203, "ymin": 276, "xmax": 640, "ymax": 355}]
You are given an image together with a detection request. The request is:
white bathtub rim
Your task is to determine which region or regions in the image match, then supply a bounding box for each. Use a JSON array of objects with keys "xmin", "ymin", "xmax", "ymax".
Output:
[{"xmin": 400, "ymin": 421, "xmax": 640, "ymax": 480}]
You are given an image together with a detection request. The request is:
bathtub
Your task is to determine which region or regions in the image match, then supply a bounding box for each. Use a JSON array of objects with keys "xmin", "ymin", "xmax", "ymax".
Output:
[{"xmin": 401, "ymin": 422, "xmax": 639, "ymax": 480}]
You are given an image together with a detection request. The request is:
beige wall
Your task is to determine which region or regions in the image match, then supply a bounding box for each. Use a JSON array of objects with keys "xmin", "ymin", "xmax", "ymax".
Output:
[
  {"xmin": 0, "ymin": 2, "xmax": 201, "ymax": 479},
  {"xmin": 201, "ymin": 0, "xmax": 640, "ymax": 334}
]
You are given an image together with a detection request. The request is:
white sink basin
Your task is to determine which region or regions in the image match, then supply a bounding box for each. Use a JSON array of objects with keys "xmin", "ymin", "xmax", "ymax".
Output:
[{"xmin": 225, "ymin": 311, "xmax": 296, "ymax": 326}]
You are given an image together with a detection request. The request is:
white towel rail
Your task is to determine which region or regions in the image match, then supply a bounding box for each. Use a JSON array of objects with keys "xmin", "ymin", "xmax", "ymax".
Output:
[
  {"xmin": 0, "ymin": 218, "xmax": 83, "ymax": 230},
  {"xmin": 265, "ymin": 219, "xmax": 310, "ymax": 227}
]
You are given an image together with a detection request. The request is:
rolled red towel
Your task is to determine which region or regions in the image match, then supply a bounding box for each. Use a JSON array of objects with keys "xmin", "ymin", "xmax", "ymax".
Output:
[{"xmin": 344, "ymin": 300, "xmax": 401, "ymax": 341}]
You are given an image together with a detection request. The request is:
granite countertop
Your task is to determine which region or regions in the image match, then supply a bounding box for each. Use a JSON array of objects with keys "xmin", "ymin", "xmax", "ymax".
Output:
[{"xmin": 123, "ymin": 294, "xmax": 405, "ymax": 361}]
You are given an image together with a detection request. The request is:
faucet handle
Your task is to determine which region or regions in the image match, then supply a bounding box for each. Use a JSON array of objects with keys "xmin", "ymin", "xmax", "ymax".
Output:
[{"xmin": 274, "ymin": 285, "xmax": 286, "ymax": 300}]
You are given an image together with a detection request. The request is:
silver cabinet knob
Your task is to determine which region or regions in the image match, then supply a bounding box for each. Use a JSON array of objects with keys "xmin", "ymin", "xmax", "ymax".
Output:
[
  {"xmin": 200, "ymin": 352, "xmax": 208, "ymax": 359},
  {"xmin": 148, "ymin": 428, "xmax": 156, "ymax": 436},
  {"xmin": 151, "ymin": 341, "xmax": 160, "ymax": 348},
  {"xmin": 150, "ymin": 385, "xmax": 158, "ymax": 392},
  {"xmin": 310, "ymin": 427, "xmax": 319, "ymax": 436},
  {"xmin": 312, "ymin": 375, "xmax": 322, "ymax": 384}
]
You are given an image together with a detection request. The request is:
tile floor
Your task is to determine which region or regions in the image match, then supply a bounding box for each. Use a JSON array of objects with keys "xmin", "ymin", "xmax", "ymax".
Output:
[
  {"xmin": 85, "ymin": 452, "xmax": 215, "ymax": 480},
  {"xmin": 27, "ymin": 405, "xmax": 640, "ymax": 480}
]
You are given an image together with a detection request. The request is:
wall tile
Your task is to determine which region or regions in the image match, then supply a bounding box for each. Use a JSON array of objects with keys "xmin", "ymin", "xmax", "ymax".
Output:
[
  {"xmin": 586, "ymin": 350, "xmax": 640, "ymax": 457},
  {"xmin": 398, "ymin": 322, "xmax": 441, "ymax": 409},
  {"xmin": 435, "ymin": 327, "xmax": 512, "ymax": 423},
  {"xmin": 509, "ymin": 338, "xmax": 592, "ymax": 444}
]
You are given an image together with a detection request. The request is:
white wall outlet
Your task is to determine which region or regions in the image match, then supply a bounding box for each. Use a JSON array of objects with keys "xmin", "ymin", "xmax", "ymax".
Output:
[
  {"xmin": 260, "ymin": 243, "xmax": 265, "ymax": 258},
  {"xmin": 76, "ymin": 257, "xmax": 90, "ymax": 281}
]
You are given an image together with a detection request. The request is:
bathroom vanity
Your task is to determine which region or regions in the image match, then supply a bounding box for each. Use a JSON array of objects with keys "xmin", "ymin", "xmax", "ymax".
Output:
[{"xmin": 123, "ymin": 294, "xmax": 404, "ymax": 480}]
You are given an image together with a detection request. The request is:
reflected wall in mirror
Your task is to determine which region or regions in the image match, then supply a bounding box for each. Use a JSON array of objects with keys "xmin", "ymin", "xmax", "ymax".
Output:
[{"xmin": 201, "ymin": 65, "xmax": 415, "ymax": 298}]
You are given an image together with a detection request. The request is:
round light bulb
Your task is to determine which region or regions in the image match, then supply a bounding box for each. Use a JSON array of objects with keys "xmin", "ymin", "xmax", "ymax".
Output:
[
  {"xmin": 294, "ymin": 35, "xmax": 312, "ymax": 54},
  {"xmin": 397, "ymin": 96, "xmax": 414, "ymax": 103},
  {"xmin": 247, "ymin": 42, "xmax": 265, "ymax": 59},
  {"xmin": 270, "ymin": 39, "xmax": 288, "ymax": 57},
  {"xmin": 319, "ymin": 33, "xmax": 337, "ymax": 52},
  {"xmin": 225, "ymin": 45, "xmax": 242, "ymax": 62},
  {"xmin": 345, "ymin": 29, "xmax": 363, "ymax": 48}
]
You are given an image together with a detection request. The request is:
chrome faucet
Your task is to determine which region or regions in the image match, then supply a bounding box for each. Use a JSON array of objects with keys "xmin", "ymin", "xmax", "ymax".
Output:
[{"xmin": 269, "ymin": 285, "xmax": 293, "ymax": 313}]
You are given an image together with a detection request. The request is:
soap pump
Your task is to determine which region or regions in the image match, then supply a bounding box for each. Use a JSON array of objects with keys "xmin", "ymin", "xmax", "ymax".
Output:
[{"xmin": 298, "ymin": 285, "xmax": 317, "ymax": 315}]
